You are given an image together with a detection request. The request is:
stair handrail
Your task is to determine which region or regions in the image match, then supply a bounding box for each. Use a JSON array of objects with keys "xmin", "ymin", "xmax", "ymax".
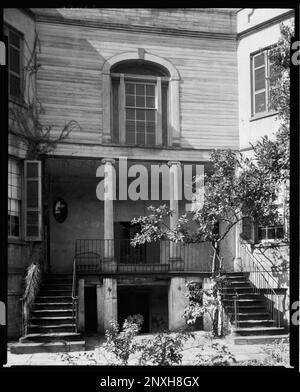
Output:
[
  {"xmin": 240, "ymin": 240, "xmax": 281, "ymax": 327},
  {"xmin": 72, "ymin": 257, "xmax": 78, "ymax": 333},
  {"xmin": 240, "ymin": 240, "xmax": 278, "ymax": 289}
]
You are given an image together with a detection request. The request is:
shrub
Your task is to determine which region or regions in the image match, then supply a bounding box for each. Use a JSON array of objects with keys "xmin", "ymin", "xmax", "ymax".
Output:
[
  {"xmin": 137, "ymin": 331, "xmax": 193, "ymax": 366},
  {"xmin": 103, "ymin": 314, "xmax": 144, "ymax": 365},
  {"xmin": 196, "ymin": 341, "xmax": 237, "ymax": 366}
]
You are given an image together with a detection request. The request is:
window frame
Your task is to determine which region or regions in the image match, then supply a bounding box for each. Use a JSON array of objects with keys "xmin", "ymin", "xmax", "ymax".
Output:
[
  {"xmin": 111, "ymin": 72, "xmax": 169, "ymax": 147},
  {"xmin": 250, "ymin": 45, "xmax": 277, "ymax": 118},
  {"xmin": 8, "ymin": 157, "xmax": 23, "ymax": 239},
  {"xmin": 4, "ymin": 23, "xmax": 24, "ymax": 103},
  {"xmin": 24, "ymin": 160, "xmax": 42, "ymax": 241}
]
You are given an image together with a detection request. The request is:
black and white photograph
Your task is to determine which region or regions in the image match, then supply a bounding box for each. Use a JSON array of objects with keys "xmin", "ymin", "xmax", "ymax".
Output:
[{"xmin": 0, "ymin": 5, "xmax": 299, "ymax": 379}]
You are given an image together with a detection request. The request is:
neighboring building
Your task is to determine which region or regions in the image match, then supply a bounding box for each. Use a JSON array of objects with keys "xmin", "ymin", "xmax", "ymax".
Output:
[{"xmin": 4, "ymin": 8, "xmax": 292, "ymax": 349}]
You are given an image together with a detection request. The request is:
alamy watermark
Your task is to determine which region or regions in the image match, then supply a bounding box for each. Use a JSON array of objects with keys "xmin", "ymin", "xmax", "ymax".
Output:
[{"xmin": 96, "ymin": 157, "xmax": 204, "ymax": 204}]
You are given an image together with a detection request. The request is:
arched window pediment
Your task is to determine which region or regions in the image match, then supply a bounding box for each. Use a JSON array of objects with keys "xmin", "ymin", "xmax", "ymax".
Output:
[{"xmin": 102, "ymin": 50, "xmax": 180, "ymax": 147}]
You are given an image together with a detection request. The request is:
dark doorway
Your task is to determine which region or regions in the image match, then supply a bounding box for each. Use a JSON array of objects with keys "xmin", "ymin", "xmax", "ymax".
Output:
[
  {"xmin": 114, "ymin": 221, "xmax": 160, "ymax": 264},
  {"xmin": 84, "ymin": 286, "xmax": 97, "ymax": 333},
  {"xmin": 118, "ymin": 288, "xmax": 150, "ymax": 333}
]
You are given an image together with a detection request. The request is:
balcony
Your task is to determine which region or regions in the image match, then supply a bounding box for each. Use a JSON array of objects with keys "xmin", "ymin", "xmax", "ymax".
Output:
[{"xmin": 74, "ymin": 239, "xmax": 213, "ymax": 274}]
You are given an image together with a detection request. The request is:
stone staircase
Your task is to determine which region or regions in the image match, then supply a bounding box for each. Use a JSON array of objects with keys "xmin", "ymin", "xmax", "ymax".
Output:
[
  {"xmin": 11, "ymin": 274, "xmax": 85, "ymax": 354},
  {"xmin": 222, "ymin": 272, "xmax": 288, "ymax": 345}
]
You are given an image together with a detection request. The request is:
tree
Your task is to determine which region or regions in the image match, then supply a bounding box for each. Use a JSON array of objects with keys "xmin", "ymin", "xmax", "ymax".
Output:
[{"xmin": 131, "ymin": 23, "xmax": 291, "ymax": 336}]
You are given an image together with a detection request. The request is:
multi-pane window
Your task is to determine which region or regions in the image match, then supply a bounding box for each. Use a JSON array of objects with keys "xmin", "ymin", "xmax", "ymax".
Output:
[
  {"xmin": 251, "ymin": 49, "xmax": 275, "ymax": 116},
  {"xmin": 111, "ymin": 61, "xmax": 169, "ymax": 147},
  {"xmin": 8, "ymin": 159, "xmax": 22, "ymax": 237},
  {"xmin": 258, "ymin": 225, "xmax": 284, "ymax": 242},
  {"xmin": 125, "ymin": 82, "xmax": 156, "ymax": 146},
  {"xmin": 5, "ymin": 26, "xmax": 23, "ymax": 100}
]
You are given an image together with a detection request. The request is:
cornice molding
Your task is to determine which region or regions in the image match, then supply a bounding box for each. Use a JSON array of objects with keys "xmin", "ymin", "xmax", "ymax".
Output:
[
  {"xmin": 237, "ymin": 9, "xmax": 294, "ymax": 40},
  {"xmin": 34, "ymin": 14, "xmax": 237, "ymax": 41}
]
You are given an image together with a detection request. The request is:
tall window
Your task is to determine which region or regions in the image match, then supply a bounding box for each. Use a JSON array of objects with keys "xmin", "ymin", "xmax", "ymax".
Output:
[
  {"xmin": 251, "ymin": 49, "xmax": 275, "ymax": 116},
  {"xmin": 125, "ymin": 82, "xmax": 156, "ymax": 145},
  {"xmin": 8, "ymin": 158, "xmax": 22, "ymax": 237},
  {"xmin": 5, "ymin": 25, "xmax": 23, "ymax": 100},
  {"xmin": 111, "ymin": 61, "xmax": 169, "ymax": 147}
]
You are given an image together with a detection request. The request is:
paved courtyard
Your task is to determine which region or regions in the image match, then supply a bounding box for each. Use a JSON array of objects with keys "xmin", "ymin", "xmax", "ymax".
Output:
[{"xmin": 5, "ymin": 331, "xmax": 278, "ymax": 366}]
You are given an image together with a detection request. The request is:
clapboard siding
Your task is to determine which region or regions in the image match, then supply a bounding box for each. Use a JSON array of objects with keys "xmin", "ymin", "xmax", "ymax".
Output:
[
  {"xmin": 36, "ymin": 11, "xmax": 239, "ymax": 150},
  {"xmin": 32, "ymin": 8, "xmax": 237, "ymax": 35}
]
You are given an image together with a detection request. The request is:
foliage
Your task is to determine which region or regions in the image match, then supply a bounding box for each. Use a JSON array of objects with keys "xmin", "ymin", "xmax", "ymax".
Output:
[
  {"xmin": 196, "ymin": 341, "xmax": 237, "ymax": 366},
  {"xmin": 9, "ymin": 32, "xmax": 80, "ymax": 159},
  {"xmin": 23, "ymin": 260, "xmax": 41, "ymax": 308},
  {"xmin": 137, "ymin": 331, "xmax": 193, "ymax": 366},
  {"xmin": 102, "ymin": 314, "xmax": 144, "ymax": 365},
  {"xmin": 184, "ymin": 277, "xmax": 231, "ymax": 337}
]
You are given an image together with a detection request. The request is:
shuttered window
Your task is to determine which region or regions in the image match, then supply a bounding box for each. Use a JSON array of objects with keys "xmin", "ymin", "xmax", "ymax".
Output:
[
  {"xmin": 24, "ymin": 161, "xmax": 42, "ymax": 241},
  {"xmin": 5, "ymin": 25, "xmax": 23, "ymax": 100},
  {"xmin": 251, "ymin": 49, "xmax": 275, "ymax": 116}
]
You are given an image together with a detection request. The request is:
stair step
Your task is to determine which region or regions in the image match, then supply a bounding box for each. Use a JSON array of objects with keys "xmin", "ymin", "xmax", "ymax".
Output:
[
  {"xmin": 234, "ymin": 327, "xmax": 286, "ymax": 336},
  {"xmin": 234, "ymin": 335, "xmax": 289, "ymax": 345},
  {"xmin": 32, "ymin": 309, "xmax": 73, "ymax": 317},
  {"xmin": 235, "ymin": 313, "xmax": 270, "ymax": 320},
  {"xmin": 222, "ymin": 287, "xmax": 256, "ymax": 291},
  {"xmin": 20, "ymin": 332, "xmax": 82, "ymax": 343},
  {"xmin": 39, "ymin": 289, "xmax": 72, "ymax": 293},
  {"xmin": 10, "ymin": 340, "xmax": 85, "ymax": 354},
  {"xmin": 234, "ymin": 320, "xmax": 275, "ymax": 328},
  {"xmin": 36, "ymin": 296, "xmax": 72, "ymax": 303},
  {"xmin": 30, "ymin": 316, "xmax": 75, "ymax": 325},
  {"xmin": 34, "ymin": 302, "xmax": 73, "ymax": 310},
  {"xmin": 42, "ymin": 284, "xmax": 72, "ymax": 288},
  {"xmin": 28, "ymin": 324, "xmax": 75, "ymax": 333}
]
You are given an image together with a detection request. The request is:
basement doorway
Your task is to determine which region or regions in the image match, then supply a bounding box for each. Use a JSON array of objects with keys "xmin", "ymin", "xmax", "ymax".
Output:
[
  {"xmin": 118, "ymin": 287, "xmax": 150, "ymax": 333},
  {"xmin": 84, "ymin": 286, "xmax": 97, "ymax": 333}
]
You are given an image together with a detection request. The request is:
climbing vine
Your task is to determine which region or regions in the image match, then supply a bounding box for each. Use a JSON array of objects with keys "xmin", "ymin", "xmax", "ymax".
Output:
[{"xmin": 9, "ymin": 31, "xmax": 81, "ymax": 159}]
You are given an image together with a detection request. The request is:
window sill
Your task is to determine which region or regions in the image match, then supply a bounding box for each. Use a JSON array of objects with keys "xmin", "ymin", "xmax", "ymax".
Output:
[
  {"xmin": 249, "ymin": 111, "xmax": 278, "ymax": 122},
  {"xmin": 106, "ymin": 142, "xmax": 180, "ymax": 150},
  {"xmin": 254, "ymin": 240, "xmax": 288, "ymax": 248}
]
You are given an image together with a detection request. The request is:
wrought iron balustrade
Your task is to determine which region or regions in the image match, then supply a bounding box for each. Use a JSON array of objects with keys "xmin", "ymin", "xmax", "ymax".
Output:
[{"xmin": 74, "ymin": 239, "xmax": 213, "ymax": 274}]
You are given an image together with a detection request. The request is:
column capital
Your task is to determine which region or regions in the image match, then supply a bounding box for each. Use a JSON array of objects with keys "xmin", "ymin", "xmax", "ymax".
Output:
[
  {"xmin": 101, "ymin": 158, "xmax": 115, "ymax": 165},
  {"xmin": 168, "ymin": 160, "xmax": 181, "ymax": 167}
]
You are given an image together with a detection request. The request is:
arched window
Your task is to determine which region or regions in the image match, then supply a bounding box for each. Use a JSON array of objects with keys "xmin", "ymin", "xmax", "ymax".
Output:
[{"xmin": 102, "ymin": 51, "xmax": 180, "ymax": 147}]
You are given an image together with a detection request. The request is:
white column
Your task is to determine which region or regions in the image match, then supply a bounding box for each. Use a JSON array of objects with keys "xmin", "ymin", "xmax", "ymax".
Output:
[
  {"xmin": 96, "ymin": 284, "xmax": 104, "ymax": 334},
  {"xmin": 168, "ymin": 277, "xmax": 187, "ymax": 330},
  {"xmin": 234, "ymin": 219, "xmax": 242, "ymax": 272},
  {"xmin": 103, "ymin": 278, "xmax": 118, "ymax": 331},
  {"xmin": 101, "ymin": 158, "xmax": 115, "ymax": 270},
  {"xmin": 78, "ymin": 279, "xmax": 85, "ymax": 332},
  {"xmin": 168, "ymin": 161, "xmax": 183, "ymax": 270}
]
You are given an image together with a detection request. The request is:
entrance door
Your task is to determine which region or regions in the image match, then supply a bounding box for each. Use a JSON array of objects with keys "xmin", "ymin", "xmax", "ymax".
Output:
[
  {"xmin": 114, "ymin": 222, "xmax": 160, "ymax": 264},
  {"xmin": 117, "ymin": 288, "xmax": 150, "ymax": 333},
  {"xmin": 84, "ymin": 286, "xmax": 97, "ymax": 333}
]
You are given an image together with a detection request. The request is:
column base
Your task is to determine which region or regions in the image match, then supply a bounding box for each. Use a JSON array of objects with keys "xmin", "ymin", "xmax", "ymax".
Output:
[{"xmin": 168, "ymin": 277, "xmax": 187, "ymax": 331}]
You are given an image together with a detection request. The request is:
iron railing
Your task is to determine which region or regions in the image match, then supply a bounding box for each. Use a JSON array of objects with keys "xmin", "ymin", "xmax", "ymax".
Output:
[
  {"xmin": 74, "ymin": 239, "xmax": 213, "ymax": 274},
  {"xmin": 71, "ymin": 257, "xmax": 78, "ymax": 332},
  {"xmin": 239, "ymin": 240, "xmax": 282, "ymax": 327}
]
